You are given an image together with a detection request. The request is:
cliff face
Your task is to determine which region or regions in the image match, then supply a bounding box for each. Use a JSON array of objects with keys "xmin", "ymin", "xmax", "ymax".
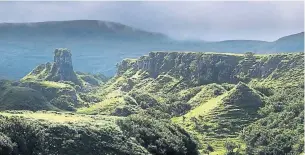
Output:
[
  {"xmin": 118, "ymin": 52, "xmax": 240, "ymax": 84},
  {"xmin": 117, "ymin": 52, "xmax": 304, "ymax": 85}
]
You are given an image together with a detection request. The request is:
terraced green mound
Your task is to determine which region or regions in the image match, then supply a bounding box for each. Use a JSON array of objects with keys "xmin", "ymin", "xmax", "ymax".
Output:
[
  {"xmin": 221, "ymin": 82, "xmax": 264, "ymax": 117},
  {"xmin": 172, "ymin": 82, "xmax": 265, "ymax": 154}
]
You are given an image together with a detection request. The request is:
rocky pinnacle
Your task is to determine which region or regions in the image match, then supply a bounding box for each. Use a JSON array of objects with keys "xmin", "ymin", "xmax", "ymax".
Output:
[{"xmin": 46, "ymin": 48, "xmax": 81, "ymax": 85}]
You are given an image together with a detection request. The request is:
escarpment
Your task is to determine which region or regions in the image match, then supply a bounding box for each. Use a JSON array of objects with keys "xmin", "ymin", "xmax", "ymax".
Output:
[{"xmin": 117, "ymin": 52, "xmax": 304, "ymax": 85}]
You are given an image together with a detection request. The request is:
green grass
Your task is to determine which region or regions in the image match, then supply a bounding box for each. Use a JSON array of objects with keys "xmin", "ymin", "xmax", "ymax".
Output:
[
  {"xmin": 77, "ymin": 90, "xmax": 125, "ymax": 115},
  {"xmin": 0, "ymin": 86, "xmax": 57, "ymax": 111},
  {"xmin": 187, "ymin": 84, "xmax": 226, "ymax": 107},
  {"xmin": 40, "ymin": 81, "xmax": 71, "ymax": 89},
  {"xmin": 0, "ymin": 110, "xmax": 118, "ymax": 121},
  {"xmin": 171, "ymin": 82, "xmax": 263, "ymax": 155},
  {"xmin": 185, "ymin": 94, "xmax": 225, "ymax": 118},
  {"xmin": 172, "ymin": 94, "xmax": 229, "ymax": 154}
]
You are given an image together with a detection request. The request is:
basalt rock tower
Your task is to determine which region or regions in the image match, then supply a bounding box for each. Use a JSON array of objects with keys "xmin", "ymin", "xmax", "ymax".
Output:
[
  {"xmin": 45, "ymin": 48, "xmax": 80, "ymax": 85},
  {"xmin": 22, "ymin": 48, "xmax": 81, "ymax": 85}
]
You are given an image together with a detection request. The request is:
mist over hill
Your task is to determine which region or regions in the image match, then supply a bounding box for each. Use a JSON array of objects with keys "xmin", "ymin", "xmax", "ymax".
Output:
[{"xmin": 0, "ymin": 20, "xmax": 303, "ymax": 79}]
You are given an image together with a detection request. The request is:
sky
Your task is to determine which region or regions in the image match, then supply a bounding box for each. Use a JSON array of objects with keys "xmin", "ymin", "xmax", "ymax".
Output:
[{"xmin": 0, "ymin": 1, "xmax": 303, "ymax": 41}]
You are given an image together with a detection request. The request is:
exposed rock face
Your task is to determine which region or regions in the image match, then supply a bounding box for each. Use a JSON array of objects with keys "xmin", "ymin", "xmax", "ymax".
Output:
[
  {"xmin": 118, "ymin": 52, "xmax": 242, "ymax": 84},
  {"xmin": 46, "ymin": 49, "xmax": 80, "ymax": 85},
  {"xmin": 117, "ymin": 52, "xmax": 304, "ymax": 85}
]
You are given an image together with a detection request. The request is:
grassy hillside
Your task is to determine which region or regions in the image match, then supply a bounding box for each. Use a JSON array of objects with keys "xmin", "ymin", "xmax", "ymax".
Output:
[
  {"xmin": 172, "ymin": 82, "xmax": 265, "ymax": 154},
  {"xmin": 0, "ymin": 50, "xmax": 303, "ymax": 155},
  {"xmin": 78, "ymin": 51, "xmax": 304, "ymax": 154},
  {"xmin": 16, "ymin": 49, "xmax": 107, "ymax": 111},
  {"xmin": 0, "ymin": 80, "xmax": 56, "ymax": 111}
]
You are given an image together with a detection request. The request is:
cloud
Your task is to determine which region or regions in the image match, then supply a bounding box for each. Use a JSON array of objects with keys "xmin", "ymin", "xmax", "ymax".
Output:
[{"xmin": 0, "ymin": 1, "xmax": 303, "ymax": 41}]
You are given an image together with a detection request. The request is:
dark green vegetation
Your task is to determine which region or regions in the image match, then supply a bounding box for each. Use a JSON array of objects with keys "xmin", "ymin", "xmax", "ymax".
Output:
[
  {"xmin": 0, "ymin": 20, "xmax": 303, "ymax": 79},
  {"xmin": 0, "ymin": 111, "xmax": 197, "ymax": 155},
  {"xmin": 0, "ymin": 49, "xmax": 303, "ymax": 155},
  {"xmin": 0, "ymin": 80, "xmax": 56, "ymax": 111},
  {"xmin": 242, "ymin": 86, "xmax": 304, "ymax": 155}
]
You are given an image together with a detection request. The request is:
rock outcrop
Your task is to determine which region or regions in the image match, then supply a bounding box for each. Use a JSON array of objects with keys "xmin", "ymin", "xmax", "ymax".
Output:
[
  {"xmin": 46, "ymin": 48, "xmax": 80, "ymax": 85},
  {"xmin": 19, "ymin": 48, "xmax": 84, "ymax": 111},
  {"xmin": 22, "ymin": 48, "xmax": 81, "ymax": 85},
  {"xmin": 117, "ymin": 52, "xmax": 304, "ymax": 85},
  {"xmin": 118, "ymin": 52, "xmax": 242, "ymax": 84}
]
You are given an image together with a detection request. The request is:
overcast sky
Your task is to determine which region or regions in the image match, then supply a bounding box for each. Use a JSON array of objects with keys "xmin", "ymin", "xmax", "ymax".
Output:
[{"xmin": 0, "ymin": 1, "xmax": 303, "ymax": 41}]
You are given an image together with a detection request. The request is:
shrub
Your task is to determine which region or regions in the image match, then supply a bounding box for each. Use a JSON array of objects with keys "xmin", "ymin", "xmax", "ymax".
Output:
[
  {"xmin": 117, "ymin": 114, "xmax": 199, "ymax": 155},
  {"xmin": 0, "ymin": 132, "xmax": 14, "ymax": 155}
]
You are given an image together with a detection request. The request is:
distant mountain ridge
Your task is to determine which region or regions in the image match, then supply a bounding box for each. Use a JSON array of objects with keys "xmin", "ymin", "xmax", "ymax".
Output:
[
  {"xmin": 0, "ymin": 20, "xmax": 302, "ymax": 43},
  {"xmin": 0, "ymin": 20, "xmax": 303, "ymax": 79},
  {"xmin": 0, "ymin": 20, "xmax": 168, "ymax": 40}
]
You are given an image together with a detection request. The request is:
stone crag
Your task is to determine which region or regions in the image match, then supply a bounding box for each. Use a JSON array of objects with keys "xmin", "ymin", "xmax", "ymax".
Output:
[
  {"xmin": 117, "ymin": 52, "xmax": 304, "ymax": 86},
  {"xmin": 46, "ymin": 49, "xmax": 80, "ymax": 85},
  {"xmin": 23, "ymin": 48, "xmax": 81, "ymax": 85},
  {"xmin": 19, "ymin": 48, "xmax": 87, "ymax": 111}
]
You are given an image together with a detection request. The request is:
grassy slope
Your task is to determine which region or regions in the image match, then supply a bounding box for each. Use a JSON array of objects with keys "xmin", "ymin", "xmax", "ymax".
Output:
[
  {"xmin": 172, "ymin": 94, "xmax": 228, "ymax": 154},
  {"xmin": 0, "ymin": 86, "xmax": 57, "ymax": 111},
  {"xmin": 1, "ymin": 52, "xmax": 302, "ymax": 155},
  {"xmin": 78, "ymin": 52, "xmax": 303, "ymax": 155},
  {"xmin": 172, "ymin": 82, "xmax": 265, "ymax": 154},
  {"xmin": 17, "ymin": 62, "xmax": 107, "ymax": 111}
]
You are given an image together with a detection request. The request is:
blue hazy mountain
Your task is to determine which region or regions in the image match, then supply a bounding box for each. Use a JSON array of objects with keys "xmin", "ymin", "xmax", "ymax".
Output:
[{"xmin": 0, "ymin": 20, "xmax": 303, "ymax": 79}]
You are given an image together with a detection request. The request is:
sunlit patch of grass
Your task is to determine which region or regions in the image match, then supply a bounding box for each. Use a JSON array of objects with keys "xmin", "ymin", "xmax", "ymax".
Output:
[
  {"xmin": 187, "ymin": 84, "xmax": 226, "ymax": 107},
  {"xmin": 208, "ymin": 137, "xmax": 246, "ymax": 155},
  {"xmin": 40, "ymin": 81, "xmax": 71, "ymax": 89},
  {"xmin": 172, "ymin": 91, "xmax": 248, "ymax": 154},
  {"xmin": 172, "ymin": 94, "xmax": 226, "ymax": 153},
  {"xmin": 0, "ymin": 110, "xmax": 120, "ymax": 124},
  {"xmin": 1, "ymin": 111, "xmax": 92, "ymax": 123},
  {"xmin": 77, "ymin": 90, "xmax": 125, "ymax": 115},
  {"xmin": 185, "ymin": 94, "xmax": 225, "ymax": 118}
]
